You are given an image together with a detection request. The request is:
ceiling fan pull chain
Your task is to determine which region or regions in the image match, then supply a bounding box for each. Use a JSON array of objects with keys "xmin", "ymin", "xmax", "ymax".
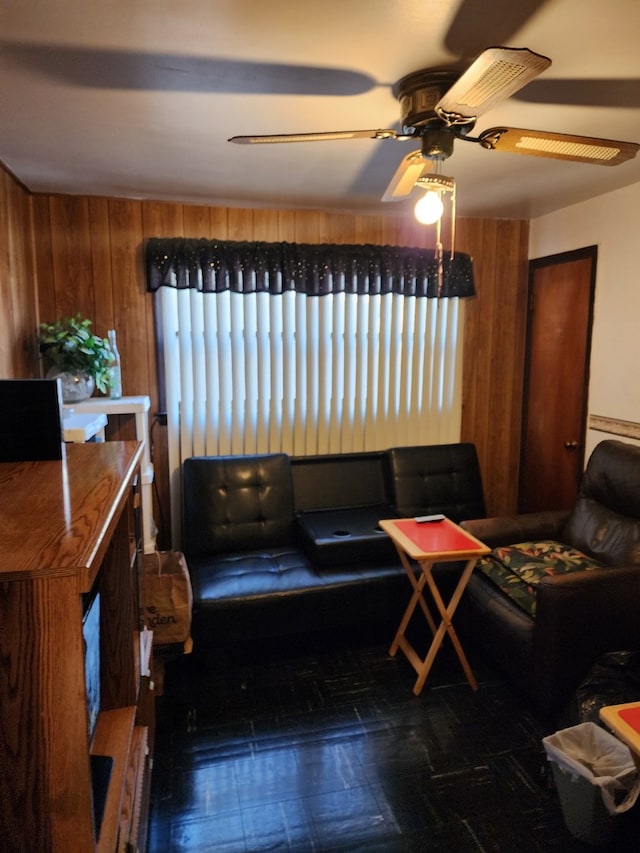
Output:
[{"xmin": 435, "ymin": 220, "xmax": 444, "ymax": 299}]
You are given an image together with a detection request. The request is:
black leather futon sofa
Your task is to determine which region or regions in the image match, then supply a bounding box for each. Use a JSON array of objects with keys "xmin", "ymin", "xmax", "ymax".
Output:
[{"xmin": 182, "ymin": 443, "xmax": 486, "ymax": 648}]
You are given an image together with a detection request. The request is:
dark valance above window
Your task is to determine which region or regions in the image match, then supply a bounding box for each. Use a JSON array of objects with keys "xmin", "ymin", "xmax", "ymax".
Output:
[{"xmin": 145, "ymin": 237, "xmax": 475, "ymax": 299}]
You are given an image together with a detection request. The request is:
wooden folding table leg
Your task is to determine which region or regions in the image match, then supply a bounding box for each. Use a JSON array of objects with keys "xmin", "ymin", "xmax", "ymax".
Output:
[
  {"xmin": 417, "ymin": 558, "xmax": 478, "ymax": 694},
  {"xmin": 389, "ymin": 550, "xmax": 437, "ymax": 658}
]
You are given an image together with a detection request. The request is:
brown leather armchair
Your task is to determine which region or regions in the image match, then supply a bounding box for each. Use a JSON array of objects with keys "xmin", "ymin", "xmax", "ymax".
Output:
[{"xmin": 460, "ymin": 439, "xmax": 640, "ymax": 717}]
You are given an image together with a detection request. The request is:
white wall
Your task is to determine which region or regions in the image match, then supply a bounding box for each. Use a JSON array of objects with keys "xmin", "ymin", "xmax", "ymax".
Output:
[{"xmin": 529, "ymin": 180, "xmax": 640, "ymax": 457}]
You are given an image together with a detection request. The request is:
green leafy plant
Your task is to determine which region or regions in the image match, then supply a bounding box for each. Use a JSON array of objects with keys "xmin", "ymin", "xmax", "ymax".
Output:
[{"xmin": 38, "ymin": 314, "xmax": 114, "ymax": 394}]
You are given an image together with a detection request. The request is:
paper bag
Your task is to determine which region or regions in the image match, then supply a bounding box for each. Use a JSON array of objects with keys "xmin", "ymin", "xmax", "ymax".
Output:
[{"xmin": 140, "ymin": 550, "xmax": 193, "ymax": 645}]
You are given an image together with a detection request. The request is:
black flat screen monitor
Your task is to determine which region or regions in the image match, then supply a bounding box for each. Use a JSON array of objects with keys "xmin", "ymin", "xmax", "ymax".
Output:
[{"xmin": 0, "ymin": 378, "xmax": 64, "ymax": 461}]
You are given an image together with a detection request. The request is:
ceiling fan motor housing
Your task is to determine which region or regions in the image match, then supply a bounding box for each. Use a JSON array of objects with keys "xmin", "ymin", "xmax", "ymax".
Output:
[{"xmin": 394, "ymin": 69, "xmax": 459, "ymax": 129}]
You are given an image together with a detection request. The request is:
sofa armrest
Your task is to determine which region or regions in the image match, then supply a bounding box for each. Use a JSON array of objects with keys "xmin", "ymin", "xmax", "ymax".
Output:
[
  {"xmin": 533, "ymin": 565, "xmax": 640, "ymax": 710},
  {"xmin": 460, "ymin": 510, "xmax": 570, "ymax": 549}
]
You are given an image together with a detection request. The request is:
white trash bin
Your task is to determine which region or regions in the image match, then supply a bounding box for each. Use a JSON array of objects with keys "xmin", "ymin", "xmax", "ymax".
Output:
[{"xmin": 543, "ymin": 722, "xmax": 640, "ymax": 845}]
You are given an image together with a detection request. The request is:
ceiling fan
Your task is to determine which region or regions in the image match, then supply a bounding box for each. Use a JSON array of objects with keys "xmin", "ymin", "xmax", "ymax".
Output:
[{"xmin": 229, "ymin": 46, "xmax": 640, "ymax": 204}]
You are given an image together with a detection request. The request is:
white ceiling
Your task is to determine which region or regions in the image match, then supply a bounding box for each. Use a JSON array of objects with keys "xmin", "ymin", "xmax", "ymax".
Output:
[{"xmin": 2, "ymin": 0, "xmax": 640, "ymax": 219}]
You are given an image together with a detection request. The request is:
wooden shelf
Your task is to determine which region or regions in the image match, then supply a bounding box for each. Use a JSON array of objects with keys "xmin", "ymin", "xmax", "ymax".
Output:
[
  {"xmin": 0, "ymin": 442, "xmax": 154, "ymax": 852},
  {"xmin": 122, "ymin": 725, "xmax": 151, "ymax": 851},
  {"xmin": 92, "ymin": 707, "xmax": 137, "ymax": 853}
]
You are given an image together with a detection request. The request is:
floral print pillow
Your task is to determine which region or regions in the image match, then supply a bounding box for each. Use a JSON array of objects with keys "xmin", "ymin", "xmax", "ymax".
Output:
[{"xmin": 476, "ymin": 540, "xmax": 604, "ymax": 617}]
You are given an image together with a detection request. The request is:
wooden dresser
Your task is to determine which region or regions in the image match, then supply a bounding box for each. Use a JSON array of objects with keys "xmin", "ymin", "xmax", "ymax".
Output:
[{"xmin": 0, "ymin": 441, "xmax": 154, "ymax": 852}]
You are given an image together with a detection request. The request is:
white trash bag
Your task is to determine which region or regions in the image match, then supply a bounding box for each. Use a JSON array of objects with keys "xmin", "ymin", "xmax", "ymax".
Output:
[{"xmin": 543, "ymin": 722, "xmax": 640, "ymax": 844}]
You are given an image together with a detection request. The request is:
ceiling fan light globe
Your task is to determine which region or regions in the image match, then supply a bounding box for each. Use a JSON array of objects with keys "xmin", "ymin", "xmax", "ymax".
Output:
[{"xmin": 415, "ymin": 191, "xmax": 444, "ymax": 224}]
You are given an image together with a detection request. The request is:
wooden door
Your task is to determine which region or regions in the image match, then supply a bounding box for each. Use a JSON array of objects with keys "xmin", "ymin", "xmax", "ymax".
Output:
[{"xmin": 518, "ymin": 246, "xmax": 597, "ymax": 513}]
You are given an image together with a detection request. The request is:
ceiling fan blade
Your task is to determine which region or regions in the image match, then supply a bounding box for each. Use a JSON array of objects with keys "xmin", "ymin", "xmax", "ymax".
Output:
[
  {"xmin": 381, "ymin": 151, "xmax": 433, "ymax": 202},
  {"xmin": 436, "ymin": 47, "xmax": 551, "ymax": 124},
  {"xmin": 478, "ymin": 126, "xmax": 640, "ymax": 165},
  {"xmin": 229, "ymin": 129, "xmax": 399, "ymax": 145}
]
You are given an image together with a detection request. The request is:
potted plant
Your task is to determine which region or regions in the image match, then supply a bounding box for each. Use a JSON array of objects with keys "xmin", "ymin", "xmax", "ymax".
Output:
[{"xmin": 38, "ymin": 313, "xmax": 114, "ymax": 402}]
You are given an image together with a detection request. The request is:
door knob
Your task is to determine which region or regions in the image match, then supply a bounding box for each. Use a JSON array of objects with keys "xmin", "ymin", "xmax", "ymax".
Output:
[{"xmin": 564, "ymin": 441, "xmax": 579, "ymax": 450}]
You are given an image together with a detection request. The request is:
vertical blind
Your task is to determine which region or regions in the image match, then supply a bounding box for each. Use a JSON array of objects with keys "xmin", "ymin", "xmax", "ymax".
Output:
[{"xmin": 146, "ymin": 238, "xmax": 475, "ymax": 545}]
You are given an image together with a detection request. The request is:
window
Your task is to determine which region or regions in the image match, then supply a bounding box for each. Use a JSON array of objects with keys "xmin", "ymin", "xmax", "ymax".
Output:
[{"xmin": 147, "ymin": 238, "xmax": 475, "ymax": 544}]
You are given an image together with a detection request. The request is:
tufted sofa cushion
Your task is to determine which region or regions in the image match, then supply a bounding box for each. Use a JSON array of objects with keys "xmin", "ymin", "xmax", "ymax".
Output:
[
  {"xmin": 183, "ymin": 454, "xmax": 295, "ymax": 557},
  {"xmin": 191, "ymin": 546, "xmax": 316, "ymax": 602},
  {"xmin": 190, "ymin": 546, "xmax": 408, "ymax": 604},
  {"xmin": 387, "ymin": 442, "xmax": 486, "ymax": 522}
]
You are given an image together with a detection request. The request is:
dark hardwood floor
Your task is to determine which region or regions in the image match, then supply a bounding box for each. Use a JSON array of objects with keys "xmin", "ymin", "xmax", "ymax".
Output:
[{"xmin": 147, "ymin": 624, "xmax": 640, "ymax": 852}]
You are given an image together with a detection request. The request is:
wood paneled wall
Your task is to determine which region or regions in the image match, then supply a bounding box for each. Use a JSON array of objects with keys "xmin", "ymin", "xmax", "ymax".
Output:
[
  {"xmin": 0, "ymin": 168, "xmax": 39, "ymax": 377},
  {"xmin": 458, "ymin": 219, "xmax": 530, "ymax": 517},
  {"xmin": 1, "ymin": 165, "xmax": 529, "ymax": 544}
]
